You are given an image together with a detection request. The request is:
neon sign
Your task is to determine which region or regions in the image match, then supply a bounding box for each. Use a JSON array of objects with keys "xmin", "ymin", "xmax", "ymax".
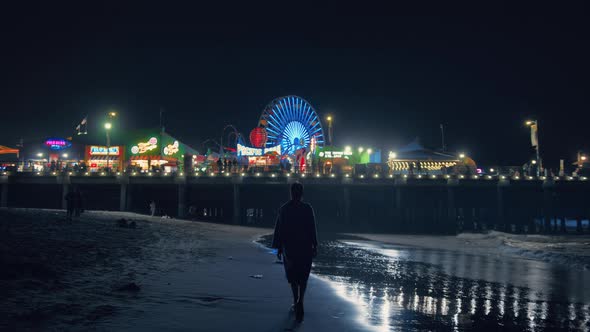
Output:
[
  {"xmin": 89, "ymin": 146, "xmax": 120, "ymax": 156},
  {"xmin": 45, "ymin": 138, "xmax": 71, "ymax": 150},
  {"xmin": 237, "ymin": 143, "xmax": 281, "ymax": 156},
  {"xmin": 318, "ymin": 150, "xmax": 353, "ymax": 158},
  {"xmin": 163, "ymin": 141, "xmax": 179, "ymax": 156},
  {"xmin": 131, "ymin": 137, "xmax": 158, "ymax": 154}
]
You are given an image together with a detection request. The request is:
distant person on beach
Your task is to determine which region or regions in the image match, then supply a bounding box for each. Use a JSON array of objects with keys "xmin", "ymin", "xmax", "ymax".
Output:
[
  {"xmin": 73, "ymin": 188, "xmax": 83, "ymax": 217},
  {"xmin": 64, "ymin": 188, "xmax": 81, "ymax": 220},
  {"xmin": 272, "ymin": 182, "xmax": 318, "ymax": 322},
  {"xmin": 149, "ymin": 200, "xmax": 156, "ymax": 217}
]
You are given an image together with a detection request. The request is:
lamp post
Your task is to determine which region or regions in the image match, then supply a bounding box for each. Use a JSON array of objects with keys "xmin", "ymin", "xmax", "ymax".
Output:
[
  {"xmin": 525, "ymin": 120, "xmax": 541, "ymax": 176},
  {"xmin": 105, "ymin": 122, "xmax": 112, "ymax": 172},
  {"xmin": 326, "ymin": 115, "xmax": 333, "ymax": 146}
]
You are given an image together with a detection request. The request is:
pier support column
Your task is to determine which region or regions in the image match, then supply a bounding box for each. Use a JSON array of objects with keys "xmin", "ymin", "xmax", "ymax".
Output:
[
  {"xmin": 233, "ymin": 184, "xmax": 240, "ymax": 225},
  {"xmin": 0, "ymin": 183, "xmax": 7, "ymax": 208},
  {"xmin": 496, "ymin": 184, "xmax": 506, "ymax": 232},
  {"xmin": 178, "ymin": 184, "xmax": 187, "ymax": 219},
  {"xmin": 119, "ymin": 183, "xmax": 127, "ymax": 212},
  {"xmin": 446, "ymin": 184, "xmax": 457, "ymax": 234},
  {"xmin": 343, "ymin": 186, "xmax": 351, "ymax": 228},
  {"xmin": 61, "ymin": 183, "xmax": 69, "ymax": 209}
]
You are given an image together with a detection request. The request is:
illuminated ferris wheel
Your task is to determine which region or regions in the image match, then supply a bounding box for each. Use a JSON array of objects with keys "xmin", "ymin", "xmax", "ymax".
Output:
[{"xmin": 258, "ymin": 96, "xmax": 325, "ymax": 155}]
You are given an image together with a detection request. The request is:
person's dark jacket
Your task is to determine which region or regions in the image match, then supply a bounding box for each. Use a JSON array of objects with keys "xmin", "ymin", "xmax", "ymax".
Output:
[{"xmin": 272, "ymin": 200, "xmax": 318, "ymax": 258}]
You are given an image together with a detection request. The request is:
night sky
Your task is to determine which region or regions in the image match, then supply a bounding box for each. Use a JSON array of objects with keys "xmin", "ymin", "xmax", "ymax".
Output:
[{"xmin": 1, "ymin": 4, "xmax": 589, "ymax": 167}]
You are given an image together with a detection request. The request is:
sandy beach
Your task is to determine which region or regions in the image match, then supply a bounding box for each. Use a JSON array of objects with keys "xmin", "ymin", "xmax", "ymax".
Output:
[
  {"xmin": 0, "ymin": 208, "xmax": 362, "ymax": 331},
  {"xmin": 3, "ymin": 208, "xmax": 590, "ymax": 331}
]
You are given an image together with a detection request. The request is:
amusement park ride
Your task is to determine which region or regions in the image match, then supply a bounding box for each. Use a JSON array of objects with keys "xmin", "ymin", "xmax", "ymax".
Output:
[{"xmin": 236, "ymin": 96, "xmax": 326, "ymax": 169}]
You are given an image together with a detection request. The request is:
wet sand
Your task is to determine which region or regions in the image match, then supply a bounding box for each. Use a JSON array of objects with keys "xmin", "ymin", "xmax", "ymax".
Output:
[{"xmin": 0, "ymin": 208, "xmax": 363, "ymax": 331}]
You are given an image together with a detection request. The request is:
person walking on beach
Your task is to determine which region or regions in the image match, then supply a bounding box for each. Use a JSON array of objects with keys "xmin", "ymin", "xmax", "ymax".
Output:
[
  {"xmin": 64, "ymin": 189, "xmax": 76, "ymax": 220},
  {"xmin": 149, "ymin": 200, "xmax": 156, "ymax": 217},
  {"xmin": 272, "ymin": 182, "xmax": 318, "ymax": 322}
]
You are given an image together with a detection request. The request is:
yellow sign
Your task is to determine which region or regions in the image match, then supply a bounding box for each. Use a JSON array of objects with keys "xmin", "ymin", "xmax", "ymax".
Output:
[{"xmin": 131, "ymin": 137, "xmax": 158, "ymax": 154}]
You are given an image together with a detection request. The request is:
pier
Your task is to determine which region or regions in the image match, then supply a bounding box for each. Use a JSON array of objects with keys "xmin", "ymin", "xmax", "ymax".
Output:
[{"xmin": 2, "ymin": 172, "xmax": 589, "ymax": 234}]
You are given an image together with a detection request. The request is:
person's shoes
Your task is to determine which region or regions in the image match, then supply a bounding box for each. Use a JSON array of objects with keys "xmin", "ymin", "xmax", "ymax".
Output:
[{"xmin": 295, "ymin": 302, "xmax": 304, "ymax": 322}]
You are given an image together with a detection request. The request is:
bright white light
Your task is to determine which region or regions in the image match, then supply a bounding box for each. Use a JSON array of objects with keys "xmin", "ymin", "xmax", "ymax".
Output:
[
  {"xmin": 100, "ymin": 172, "xmax": 105, "ymax": 176},
  {"xmin": 344, "ymin": 146, "xmax": 352, "ymax": 152},
  {"xmin": 271, "ymin": 174, "xmax": 276, "ymax": 177},
  {"xmin": 316, "ymin": 173, "xmax": 320, "ymax": 177},
  {"xmin": 256, "ymin": 173, "xmax": 260, "ymax": 177},
  {"xmin": 301, "ymin": 173, "xmax": 306, "ymax": 177},
  {"xmin": 459, "ymin": 153, "xmax": 465, "ymax": 159},
  {"xmin": 225, "ymin": 172, "xmax": 230, "ymax": 176},
  {"xmin": 51, "ymin": 172, "xmax": 56, "ymax": 175},
  {"xmin": 116, "ymin": 172, "xmax": 120, "ymax": 175},
  {"xmin": 286, "ymin": 173, "xmax": 291, "ymax": 177},
  {"xmin": 132, "ymin": 172, "xmax": 137, "ymax": 176},
  {"xmin": 389, "ymin": 174, "xmax": 393, "ymax": 178},
  {"xmin": 403, "ymin": 174, "xmax": 408, "ymax": 178},
  {"xmin": 389, "ymin": 151, "xmax": 397, "ymax": 159},
  {"xmin": 374, "ymin": 174, "xmax": 379, "ymax": 178},
  {"xmin": 459, "ymin": 175, "xmax": 464, "ymax": 179},
  {"xmin": 500, "ymin": 175, "xmax": 506, "ymax": 179},
  {"xmin": 514, "ymin": 176, "xmax": 520, "ymax": 180},
  {"xmin": 164, "ymin": 172, "xmax": 169, "ymax": 176},
  {"xmin": 358, "ymin": 147, "xmax": 364, "ymax": 153},
  {"xmin": 417, "ymin": 175, "xmax": 422, "ymax": 178},
  {"xmin": 473, "ymin": 175, "xmax": 478, "ymax": 179},
  {"xmin": 148, "ymin": 172, "xmax": 152, "ymax": 176},
  {"xmin": 360, "ymin": 174, "xmax": 364, "ymax": 178},
  {"xmin": 431, "ymin": 175, "xmax": 436, "ymax": 178},
  {"xmin": 331, "ymin": 173, "xmax": 335, "ymax": 177},
  {"xmin": 36, "ymin": 153, "xmax": 43, "ymax": 157},
  {"xmin": 486, "ymin": 175, "xmax": 492, "ymax": 179},
  {"xmin": 445, "ymin": 174, "xmax": 450, "ymax": 178},
  {"xmin": 367, "ymin": 148, "xmax": 372, "ymax": 154},
  {"xmin": 180, "ymin": 172, "xmax": 184, "ymax": 176},
  {"xmin": 210, "ymin": 173, "xmax": 215, "ymax": 176},
  {"xmin": 85, "ymin": 172, "xmax": 89, "ymax": 176},
  {"xmin": 104, "ymin": 122, "xmax": 112, "ymax": 130},
  {"xmin": 531, "ymin": 160, "xmax": 537, "ymax": 164},
  {"xmin": 345, "ymin": 174, "xmax": 350, "ymax": 177},
  {"xmin": 62, "ymin": 153, "xmax": 68, "ymax": 158},
  {"xmin": 490, "ymin": 168, "xmax": 495, "ymax": 172}
]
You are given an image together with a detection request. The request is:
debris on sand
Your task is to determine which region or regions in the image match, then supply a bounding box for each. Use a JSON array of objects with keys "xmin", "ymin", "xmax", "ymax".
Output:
[
  {"xmin": 115, "ymin": 282, "xmax": 141, "ymax": 292},
  {"xmin": 117, "ymin": 218, "xmax": 128, "ymax": 228}
]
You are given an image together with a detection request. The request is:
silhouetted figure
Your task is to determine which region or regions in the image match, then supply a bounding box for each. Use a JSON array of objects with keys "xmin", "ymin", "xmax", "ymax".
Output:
[
  {"xmin": 64, "ymin": 188, "xmax": 81, "ymax": 220},
  {"xmin": 73, "ymin": 188, "xmax": 83, "ymax": 217},
  {"xmin": 272, "ymin": 182, "xmax": 318, "ymax": 322},
  {"xmin": 216, "ymin": 158, "xmax": 223, "ymax": 173},
  {"xmin": 149, "ymin": 200, "xmax": 156, "ymax": 217}
]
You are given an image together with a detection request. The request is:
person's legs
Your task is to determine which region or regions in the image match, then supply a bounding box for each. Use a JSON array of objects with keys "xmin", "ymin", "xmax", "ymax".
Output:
[{"xmin": 290, "ymin": 283, "xmax": 299, "ymax": 308}]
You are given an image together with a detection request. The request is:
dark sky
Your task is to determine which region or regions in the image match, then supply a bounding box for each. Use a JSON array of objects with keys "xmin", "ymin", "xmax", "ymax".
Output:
[{"xmin": 1, "ymin": 4, "xmax": 589, "ymax": 167}]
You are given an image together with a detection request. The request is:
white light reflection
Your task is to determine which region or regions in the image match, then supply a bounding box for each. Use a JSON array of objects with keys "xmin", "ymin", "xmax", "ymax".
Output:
[
  {"xmin": 380, "ymin": 292, "xmax": 391, "ymax": 330},
  {"xmin": 485, "ymin": 284, "xmax": 492, "ymax": 315}
]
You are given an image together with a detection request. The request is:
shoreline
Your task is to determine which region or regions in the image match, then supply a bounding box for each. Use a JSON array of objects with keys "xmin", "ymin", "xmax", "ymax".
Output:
[{"xmin": 1, "ymin": 208, "xmax": 366, "ymax": 331}]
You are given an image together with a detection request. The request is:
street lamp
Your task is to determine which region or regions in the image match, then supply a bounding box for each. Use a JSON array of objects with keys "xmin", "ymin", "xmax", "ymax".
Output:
[
  {"xmin": 525, "ymin": 120, "xmax": 541, "ymax": 176},
  {"xmin": 459, "ymin": 153, "xmax": 466, "ymax": 159},
  {"xmin": 326, "ymin": 115, "xmax": 333, "ymax": 146},
  {"xmin": 105, "ymin": 122, "xmax": 112, "ymax": 172}
]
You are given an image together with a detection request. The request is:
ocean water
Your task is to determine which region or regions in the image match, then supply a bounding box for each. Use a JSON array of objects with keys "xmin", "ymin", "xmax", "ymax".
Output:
[{"xmin": 260, "ymin": 234, "xmax": 590, "ymax": 331}]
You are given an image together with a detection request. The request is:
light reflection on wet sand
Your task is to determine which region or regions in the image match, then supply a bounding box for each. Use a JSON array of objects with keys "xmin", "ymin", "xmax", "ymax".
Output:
[{"xmin": 312, "ymin": 239, "xmax": 590, "ymax": 331}]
